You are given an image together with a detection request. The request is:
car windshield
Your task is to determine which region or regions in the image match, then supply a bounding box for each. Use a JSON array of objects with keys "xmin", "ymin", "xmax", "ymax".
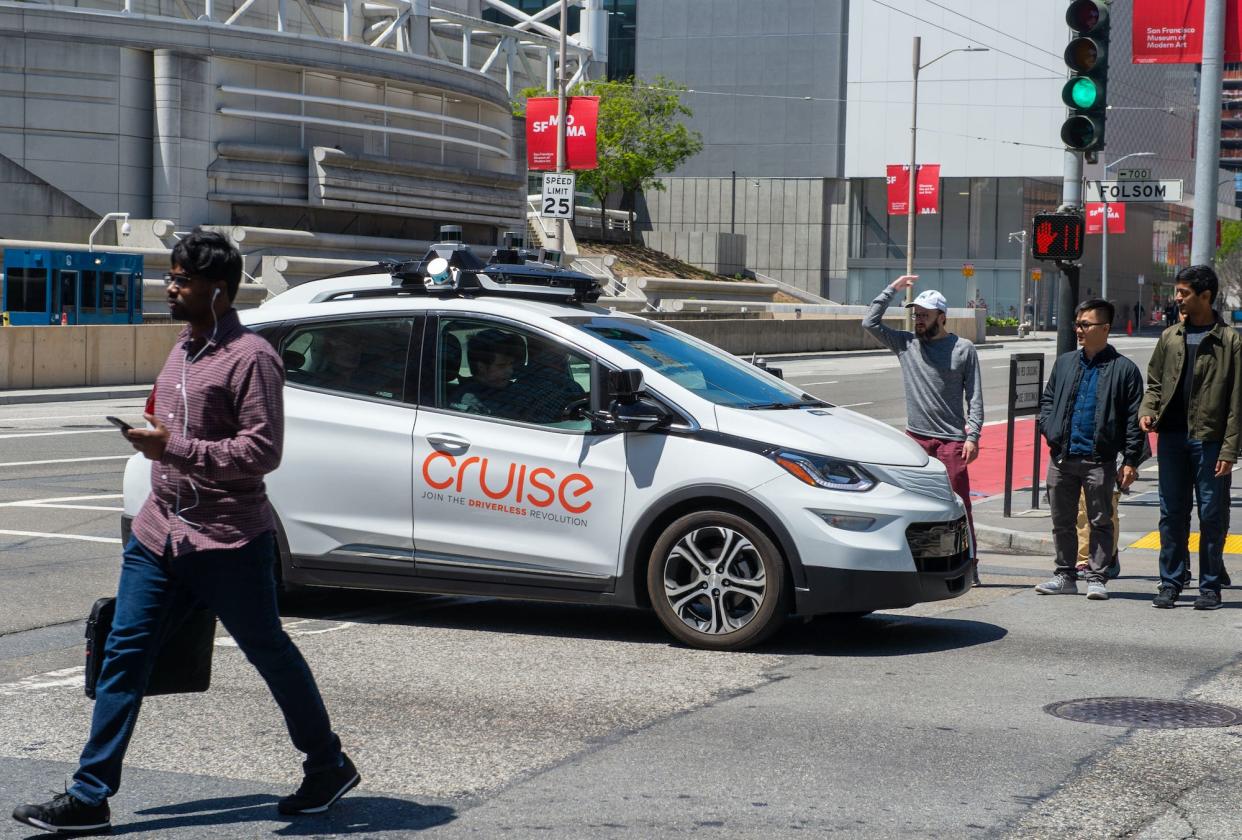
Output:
[{"xmin": 562, "ymin": 316, "xmax": 819, "ymax": 409}]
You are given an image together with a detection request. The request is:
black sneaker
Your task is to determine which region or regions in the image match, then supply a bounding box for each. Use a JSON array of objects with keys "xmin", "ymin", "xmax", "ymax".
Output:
[
  {"xmin": 12, "ymin": 791, "xmax": 110, "ymax": 835},
  {"xmin": 278, "ymin": 754, "xmax": 360, "ymax": 815},
  {"xmin": 1179, "ymin": 568, "xmax": 1192, "ymax": 588},
  {"xmin": 1153, "ymin": 585, "xmax": 1179, "ymax": 609},
  {"xmin": 1193, "ymin": 590, "xmax": 1222, "ymax": 610},
  {"xmin": 1222, "ymin": 568, "xmax": 1232, "ymax": 588}
]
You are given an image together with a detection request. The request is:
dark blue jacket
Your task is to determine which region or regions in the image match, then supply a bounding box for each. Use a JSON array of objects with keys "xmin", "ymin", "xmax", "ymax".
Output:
[{"xmin": 1039, "ymin": 344, "xmax": 1145, "ymax": 467}]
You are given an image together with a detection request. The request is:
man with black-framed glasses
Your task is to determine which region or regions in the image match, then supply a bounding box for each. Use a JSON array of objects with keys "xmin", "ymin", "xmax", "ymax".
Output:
[{"xmin": 1035, "ymin": 299, "xmax": 1144, "ymax": 600}]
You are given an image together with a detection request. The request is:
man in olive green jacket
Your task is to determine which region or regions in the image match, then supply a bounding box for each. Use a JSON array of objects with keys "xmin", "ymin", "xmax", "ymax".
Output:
[{"xmin": 1139, "ymin": 265, "xmax": 1242, "ymax": 610}]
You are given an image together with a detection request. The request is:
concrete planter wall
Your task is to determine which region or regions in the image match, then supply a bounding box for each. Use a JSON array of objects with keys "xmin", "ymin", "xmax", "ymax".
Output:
[{"xmin": 0, "ymin": 325, "xmax": 182, "ymax": 390}]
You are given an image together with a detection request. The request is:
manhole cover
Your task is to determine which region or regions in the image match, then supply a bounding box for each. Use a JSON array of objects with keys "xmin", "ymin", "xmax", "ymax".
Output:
[{"xmin": 1044, "ymin": 697, "xmax": 1242, "ymax": 729}]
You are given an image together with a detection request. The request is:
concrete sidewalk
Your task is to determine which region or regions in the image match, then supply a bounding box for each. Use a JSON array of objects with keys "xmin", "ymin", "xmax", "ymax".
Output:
[{"xmin": 0, "ymin": 384, "xmax": 151, "ymax": 405}]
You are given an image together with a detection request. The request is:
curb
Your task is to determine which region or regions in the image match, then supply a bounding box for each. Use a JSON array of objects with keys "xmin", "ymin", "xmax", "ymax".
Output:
[
  {"xmin": 0, "ymin": 386, "xmax": 152, "ymax": 406},
  {"xmin": 974, "ymin": 522, "xmax": 1054, "ymax": 556}
]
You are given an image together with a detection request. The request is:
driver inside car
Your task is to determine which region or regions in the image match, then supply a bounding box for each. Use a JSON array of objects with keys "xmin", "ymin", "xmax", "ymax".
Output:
[{"xmin": 514, "ymin": 338, "xmax": 586, "ymax": 424}]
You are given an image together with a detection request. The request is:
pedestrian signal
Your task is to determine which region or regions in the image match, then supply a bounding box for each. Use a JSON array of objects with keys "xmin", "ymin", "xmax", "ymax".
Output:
[{"xmin": 1031, "ymin": 214, "xmax": 1085, "ymax": 262}]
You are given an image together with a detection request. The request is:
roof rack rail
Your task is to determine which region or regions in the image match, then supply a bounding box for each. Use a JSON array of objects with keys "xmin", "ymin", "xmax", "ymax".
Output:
[{"xmin": 315, "ymin": 240, "xmax": 602, "ymax": 305}]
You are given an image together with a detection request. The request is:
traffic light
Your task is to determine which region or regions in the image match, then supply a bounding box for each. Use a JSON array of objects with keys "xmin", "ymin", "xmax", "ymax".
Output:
[
  {"xmin": 1061, "ymin": 0, "xmax": 1110, "ymax": 153},
  {"xmin": 1032, "ymin": 213, "xmax": 1085, "ymax": 262}
]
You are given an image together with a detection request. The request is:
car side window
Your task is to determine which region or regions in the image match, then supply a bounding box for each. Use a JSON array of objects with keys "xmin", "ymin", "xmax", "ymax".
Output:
[
  {"xmin": 437, "ymin": 318, "xmax": 591, "ymax": 431},
  {"xmin": 282, "ymin": 318, "xmax": 414, "ymax": 401}
]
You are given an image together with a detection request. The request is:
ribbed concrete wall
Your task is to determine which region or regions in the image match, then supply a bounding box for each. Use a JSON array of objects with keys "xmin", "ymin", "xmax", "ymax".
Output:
[{"xmin": 0, "ymin": 5, "xmax": 522, "ymax": 244}]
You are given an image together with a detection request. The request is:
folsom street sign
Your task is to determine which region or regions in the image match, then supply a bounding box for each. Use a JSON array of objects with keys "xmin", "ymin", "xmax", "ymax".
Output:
[{"xmin": 1085, "ymin": 179, "xmax": 1184, "ymax": 203}]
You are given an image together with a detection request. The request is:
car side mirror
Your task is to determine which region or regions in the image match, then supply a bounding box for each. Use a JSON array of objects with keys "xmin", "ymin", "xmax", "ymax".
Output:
[
  {"xmin": 608, "ymin": 368, "xmax": 644, "ymax": 402},
  {"xmin": 609, "ymin": 396, "xmax": 670, "ymax": 432}
]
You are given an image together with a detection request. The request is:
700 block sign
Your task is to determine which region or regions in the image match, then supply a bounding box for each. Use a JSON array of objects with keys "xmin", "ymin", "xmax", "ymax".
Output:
[{"xmin": 541, "ymin": 172, "xmax": 576, "ymax": 220}]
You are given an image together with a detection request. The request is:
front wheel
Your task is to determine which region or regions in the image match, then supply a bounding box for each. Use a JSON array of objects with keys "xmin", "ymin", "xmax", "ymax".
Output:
[{"xmin": 647, "ymin": 511, "xmax": 789, "ymax": 650}]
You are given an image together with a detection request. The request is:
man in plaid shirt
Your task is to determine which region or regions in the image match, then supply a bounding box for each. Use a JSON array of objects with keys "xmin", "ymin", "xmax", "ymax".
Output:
[{"xmin": 14, "ymin": 230, "xmax": 359, "ymax": 835}]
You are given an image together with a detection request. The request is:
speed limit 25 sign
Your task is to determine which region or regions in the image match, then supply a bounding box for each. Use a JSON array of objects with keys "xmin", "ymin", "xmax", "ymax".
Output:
[{"xmin": 540, "ymin": 172, "xmax": 576, "ymax": 220}]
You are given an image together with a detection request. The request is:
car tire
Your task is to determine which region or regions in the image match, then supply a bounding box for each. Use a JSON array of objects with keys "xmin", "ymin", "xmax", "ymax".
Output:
[{"xmin": 647, "ymin": 511, "xmax": 789, "ymax": 650}]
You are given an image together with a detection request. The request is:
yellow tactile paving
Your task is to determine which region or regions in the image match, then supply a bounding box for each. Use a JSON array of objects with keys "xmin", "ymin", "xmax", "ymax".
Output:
[{"xmin": 1128, "ymin": 532, "xmax": 1242, "ymax": 554}]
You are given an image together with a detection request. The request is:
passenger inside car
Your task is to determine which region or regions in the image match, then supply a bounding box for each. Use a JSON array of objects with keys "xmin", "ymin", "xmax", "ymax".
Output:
[{"xmin": 449, "ymin": 328, "xmax": 527, "ymax": 419}]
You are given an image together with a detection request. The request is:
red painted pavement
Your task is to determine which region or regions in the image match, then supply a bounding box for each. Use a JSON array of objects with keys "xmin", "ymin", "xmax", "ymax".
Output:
[
  {"xmin": 967, "ymin": 421, "xmax": 1155, "ymax": 499},
  {"xmin": 970, "ymin": 419, "xmax": 1048, "ymax": 498}
]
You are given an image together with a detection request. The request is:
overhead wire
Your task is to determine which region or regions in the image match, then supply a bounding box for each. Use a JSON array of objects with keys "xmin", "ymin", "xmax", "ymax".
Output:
[{"xmin": 865, "ymin": 0, "xmax": 1197, "ymax": 128}]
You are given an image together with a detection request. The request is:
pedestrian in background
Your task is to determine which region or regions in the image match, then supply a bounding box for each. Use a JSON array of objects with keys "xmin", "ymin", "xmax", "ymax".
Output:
[
  {"xmin": 13, "ymin": 230, "xmax": 359, "ymax": 835},
  {"xmin": 863, "ymin": 275, "xmax": 984, "ymax": 585},
  {"xmin": 1035, "ymin": 299, "xmax": 1144, "ymax": 599},
  {"xmin": 1140, "ymin": 265, "xmax": 1241, "ymax": 610}
]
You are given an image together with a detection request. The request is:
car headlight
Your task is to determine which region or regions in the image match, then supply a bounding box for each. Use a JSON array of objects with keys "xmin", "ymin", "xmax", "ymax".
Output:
[{"xmin": 771, "ymin": 450, "xmax": 875, "ymax": 492}]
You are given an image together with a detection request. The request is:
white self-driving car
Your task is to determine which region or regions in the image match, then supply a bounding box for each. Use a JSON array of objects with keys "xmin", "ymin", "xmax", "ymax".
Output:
[{"xmin": 123, "ymin": 239, "xmax": 970, "ymax": 650}]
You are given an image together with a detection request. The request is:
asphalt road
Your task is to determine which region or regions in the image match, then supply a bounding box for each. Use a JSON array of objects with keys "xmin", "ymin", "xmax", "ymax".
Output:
[{"xmin": 2, "ymin": 335, "xmax": 1240, "ymax": 839}]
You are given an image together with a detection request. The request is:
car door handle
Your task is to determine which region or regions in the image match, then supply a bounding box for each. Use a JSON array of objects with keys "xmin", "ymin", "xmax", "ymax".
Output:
[{"xmin": 426, "ymin": 433, "xmax": 470, "ymax": 454}]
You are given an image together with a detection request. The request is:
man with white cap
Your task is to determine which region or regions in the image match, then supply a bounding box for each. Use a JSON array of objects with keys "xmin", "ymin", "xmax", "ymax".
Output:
[{"xmin": 863, "ymin": 275, "xmax": 984, "ymax": 584}]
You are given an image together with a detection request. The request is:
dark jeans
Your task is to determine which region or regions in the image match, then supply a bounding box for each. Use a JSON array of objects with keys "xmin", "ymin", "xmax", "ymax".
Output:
[
  {"xmin": 1157, "ymin": 433, "xmax": 1225, "ymax": 593},
  {"xmin": 1047, "ymin": 456, "xmax": 1116, "ymax": 583},
  {"xmin": 70, "ymin": 532, "xmax": 342, "ymax": 806},
  {"xmin": 907, "ymin": 432, "xmax": 977, "ymax": 561}
]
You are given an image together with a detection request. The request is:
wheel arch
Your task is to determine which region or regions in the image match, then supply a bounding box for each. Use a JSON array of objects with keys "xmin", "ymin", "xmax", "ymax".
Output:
[{"xmin": 618, "ymin": 485, "xmax": 806, "ymax": 610}]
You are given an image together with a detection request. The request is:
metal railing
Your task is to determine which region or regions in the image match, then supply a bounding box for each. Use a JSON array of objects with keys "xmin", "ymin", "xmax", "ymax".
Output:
[{"xmin": 10, "ymin": 0, "xmax": 594, "ymax": 96}]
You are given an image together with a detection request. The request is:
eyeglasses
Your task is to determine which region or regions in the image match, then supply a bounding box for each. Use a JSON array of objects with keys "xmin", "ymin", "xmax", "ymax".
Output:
[
  {"xmin": 163, "ymin": 272, "xmax": 196, "ymax": 287},
  {"xmin": 1073, "ymin": 321, "xmax": 1107, "ymax": 331}
]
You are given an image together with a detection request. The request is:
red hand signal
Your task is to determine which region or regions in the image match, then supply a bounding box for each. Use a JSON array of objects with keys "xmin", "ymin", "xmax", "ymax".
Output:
[{"xmin": 1035, "ymin": 221, "xmax": 1058, "ymax": 254}]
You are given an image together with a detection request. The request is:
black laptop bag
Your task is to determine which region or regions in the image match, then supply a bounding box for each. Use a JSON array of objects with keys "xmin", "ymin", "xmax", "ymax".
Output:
[{"xmin": 84, "ymin": 597, "xmax": 217, "ymax": 699}]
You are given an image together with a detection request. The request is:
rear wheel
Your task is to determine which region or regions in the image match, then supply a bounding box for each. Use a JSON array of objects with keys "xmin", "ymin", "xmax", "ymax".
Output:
[{"xmin": 647, "ymin": 511, "xmax": 789, "ymax": 650}]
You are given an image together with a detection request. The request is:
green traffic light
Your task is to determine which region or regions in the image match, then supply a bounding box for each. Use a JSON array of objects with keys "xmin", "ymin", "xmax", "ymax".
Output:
[{"xmin": 1070, "ymin": 78, "xmax": 1098, "ymax": 109}]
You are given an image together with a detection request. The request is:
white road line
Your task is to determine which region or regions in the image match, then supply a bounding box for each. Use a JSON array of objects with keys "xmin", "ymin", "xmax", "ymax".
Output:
[
  {"xmin": 10, "ymin": 503, "xmax": 125, "ymax": 512},
  {"xmin": 0, "ymin": 429, "xmax": 116, "ymax": 440},
  {"xmin": 0, "ymin": 455, "xmax": 130, "ymax": 468},
  {"xmin": 0, "ymin": 494, "xmax": 122, "ymax": 508},
  {"xmin": 0, "ymin": 411, "xmax": 143, "ymax": 424},
  {"xmin": 793, "ymin": 380, "xmax": 839, "ymax": 386},
  {"xmin": 0, "ymin": 529, "xmax": 121, "ymax": 545},
  {"xmin": 836, "ymin": 402, "xmax": 873, "ymax": 408},
  {"xmin": 0, "ymin": 666, "xmax": 86, "ymax": 696}
]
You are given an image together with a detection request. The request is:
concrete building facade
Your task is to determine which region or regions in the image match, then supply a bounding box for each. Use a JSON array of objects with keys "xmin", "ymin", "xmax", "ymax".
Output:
[{"xmin": 0, "ymin": 0, "xmax": 528, "ymax": 251}]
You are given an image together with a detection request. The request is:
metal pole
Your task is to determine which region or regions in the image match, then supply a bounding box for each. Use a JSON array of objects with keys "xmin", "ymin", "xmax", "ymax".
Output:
[
  {"xmin": 555, "ymin": 0, "xmax": 568, "ymax": 255},
  {"xmin": 906, "ymin": 36, "xmax": 920, "ymax": 314},
  {"xmin": 1101, "ymin": 191, "xmax": 1109, "ymax": 302},
  {"xmin": 730, "ymin": 170, "xmax": 736, "ymax": 234},
  {"xmin": 1018, "ymin": 233, "xmax": 1027, "ymax": 336},
  {"xmin": 1192, "ymin": 0, "xmax": 1227, "ymax": 265},
  {"xmin": 1058, "ymin": 148, "xmax": 1084, "ymax": 356}
]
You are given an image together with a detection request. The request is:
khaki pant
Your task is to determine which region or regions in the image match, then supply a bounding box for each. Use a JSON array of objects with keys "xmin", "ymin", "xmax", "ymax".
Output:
[{"xmin": 1077, "ymin": 487, "xmax": 1120, "ymax": 565}]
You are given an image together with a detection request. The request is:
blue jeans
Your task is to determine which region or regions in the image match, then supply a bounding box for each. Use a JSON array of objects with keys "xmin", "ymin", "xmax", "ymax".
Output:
[
  {"xmin": 70, "ymin": 532, "xmax": 342, "ymax": 806},
  {"xmin": 1157, "ymin": 433, "xmax": 1226, "ymax": 593}
]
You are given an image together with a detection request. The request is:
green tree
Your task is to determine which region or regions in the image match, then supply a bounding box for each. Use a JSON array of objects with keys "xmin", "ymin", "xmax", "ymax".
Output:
[
  {"xmin": 517, "ymin": 77, "xmax": 703, "ymax": 243},
  {"xmin": 1217, "ymin": 219, "xmax": 1242, "ymax": 306}
]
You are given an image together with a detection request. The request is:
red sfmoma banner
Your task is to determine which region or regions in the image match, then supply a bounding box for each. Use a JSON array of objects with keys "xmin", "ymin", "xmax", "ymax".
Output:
[
  {"xmin": 1133, "ymin": 0, "xmax": 1242, "ymax": 64},
  {"xmin": 1086, "ymin": 202, "xmax": 1126, "ymax": 234},
  {"xmin": 885, "ymin": 164, "xmax": 941, "ymax": 215},
  {"xmin": 525, "ymin": 96, "xmax": 599, "ymax": 170}
]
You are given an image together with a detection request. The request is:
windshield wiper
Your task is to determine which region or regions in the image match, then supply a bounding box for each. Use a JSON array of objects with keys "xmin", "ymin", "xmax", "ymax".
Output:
[{"xmin": 743, "ymin": 399, "xmax": 828, "ymax": 410}]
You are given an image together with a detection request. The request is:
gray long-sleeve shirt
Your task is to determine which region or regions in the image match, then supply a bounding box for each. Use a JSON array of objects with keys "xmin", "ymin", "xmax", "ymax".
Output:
[{"xmin": 862, "ymin": 283, "xmax": 983, "ymax": 442}]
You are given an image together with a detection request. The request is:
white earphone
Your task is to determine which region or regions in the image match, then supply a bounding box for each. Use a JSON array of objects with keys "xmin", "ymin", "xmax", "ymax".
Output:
[{"xmin": 212, "ymin": 287, "xmax": 221, "ymax": 301}]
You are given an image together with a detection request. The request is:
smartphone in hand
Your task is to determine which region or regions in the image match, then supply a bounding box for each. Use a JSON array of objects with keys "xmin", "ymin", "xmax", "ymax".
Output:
[{"xmin": 105, "ymin": 416, "xmax": 134, "ymax": 434}]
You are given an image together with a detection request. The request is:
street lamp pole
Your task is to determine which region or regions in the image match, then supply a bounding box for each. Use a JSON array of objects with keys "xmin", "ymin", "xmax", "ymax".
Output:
[
  {"xmin": 1009, "ymin": 230, "xmax": 1027, "ymax": 337},
  {"xmin": 906, "ymin": 39, "xmax": 988, "ymax": 314}
]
